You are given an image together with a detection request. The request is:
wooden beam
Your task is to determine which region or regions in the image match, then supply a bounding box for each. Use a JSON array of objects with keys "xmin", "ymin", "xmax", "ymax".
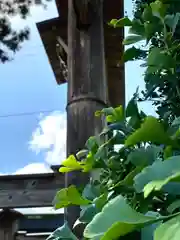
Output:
[{"xmin": 0, "ymin": 173, "xmax": 64, "ymax": 208}]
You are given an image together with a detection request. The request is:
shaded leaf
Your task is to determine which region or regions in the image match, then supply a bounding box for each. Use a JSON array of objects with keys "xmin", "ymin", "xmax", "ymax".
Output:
[
  {"xmin": 147, "ymin": 47, "xmax": 175, "ymax": 71},
  {"xmin": 134, "ymin": 156, "xmax": 180, "ymax": 193},
  {"xmin": 47, "ymin": 222, "xmax": 78, "ymax": 240},
  {"xmin": 127, "ymin": 146, "xmax": 162, "ymax": 167},
  {"xmin": 144, "ymin": 172, "xmax": 180, "ymax": 198},
  {"xmin": 150, "ymin": 0, "xmax": 167, "ymax": 19},
  {"xmin": 165, "ymin": 13, "xmax": 180, "ymax": 34},
  {"xmin": 53, "ymin": 185, "xmax": 91, "ymax": 209},
  {"xmin": 123, "ymin": 47, "xmax": 146, "ymax": 62},
  {"xmin": 123, "ymin": 35, "xmax": 145, "ymax": 45},
  {"xmin": 113, "ymin": 166, "xmax": 144, "ymax": 189},
  {"xmin": 167, "ymin": 200, "xmax": 180, "ymax": 214},
  {"xmin": 79, "ymin": 205, "xmax": 98, "ymax": 224},
  {"xmin": 126, "ymin": 98, "xmax": 139, "ymax": 117}
]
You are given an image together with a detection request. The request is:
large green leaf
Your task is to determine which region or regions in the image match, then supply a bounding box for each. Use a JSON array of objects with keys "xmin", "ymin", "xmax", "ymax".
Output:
[
  {"xmin": 53, "ymin": 185, "xmax": 91, "ymax": 209},
  {"xmin": 84, "ymin": 195, "xmax": 158, "ymax": 240},
  {"xmin": 144, "ymin": 172, "xmax": 180, "ymax": 198},
  {"xmin": 127, "ymin": 146, "xmax": 162, "ymax": 167},
  {"xmin": 47, "ymin": 222, "xmax": 78, "ymax": 240},
  {"xmin": 154, "ymin": 214, "xmax": 180, "ymax": 240},
  {"xmin": 134, "ymin": 156, "xmax": 180, "ymax": 193},
  {"xmin": 125, "ymin": 116, "xmax": 171, "ymax": 147}
]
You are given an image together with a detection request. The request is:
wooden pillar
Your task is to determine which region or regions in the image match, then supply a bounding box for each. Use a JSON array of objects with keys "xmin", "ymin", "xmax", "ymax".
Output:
[
  {"xmin": 0, "ymin": 209, "xmax": 23, "ymax": 240},
  {"xmin": 66, "ymin": 0, "xmax": 108, "ymax": 229}
]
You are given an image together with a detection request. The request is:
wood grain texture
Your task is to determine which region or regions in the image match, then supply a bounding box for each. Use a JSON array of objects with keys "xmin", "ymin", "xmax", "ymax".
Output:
[
  {"xmin": 66, "ymin": 0, "xmax": 107, "ymax": 230},
  {"xmin": 0, "ymin": 173, "xmax": 64, "ymax": 208}
]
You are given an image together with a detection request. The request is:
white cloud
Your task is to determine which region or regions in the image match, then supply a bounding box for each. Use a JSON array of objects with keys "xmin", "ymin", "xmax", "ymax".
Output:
[
  {"xmin": 29, "ymin": 111, "xmax": 67, "ymax": 165},
  {"xmin": 14, "ymin": 163, "xmax": 53, "ymax": 175}
]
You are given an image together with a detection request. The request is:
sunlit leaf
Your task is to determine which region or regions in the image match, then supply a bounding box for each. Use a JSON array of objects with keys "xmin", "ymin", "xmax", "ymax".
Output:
[
  {"xmin": 125, "ymin": 116, "xmax": 171, "ymax": 147},
  {"xmin": 109, "ymin": 17, "xmax": 132, "ymax": 28},
  {"xmin": 59, "ymin": 155, "xmax": 82, "ymax": 173},
  {"xmin": 154, "ymin": 214, "xmax": 180, "ymax": 240},
  {"xmin": 53, "ymin": 185, "xmax": 91, "ymax": 209},
  {"xmin": 84, "ymin": 195, "xmax": 158, "ymax": 240}
]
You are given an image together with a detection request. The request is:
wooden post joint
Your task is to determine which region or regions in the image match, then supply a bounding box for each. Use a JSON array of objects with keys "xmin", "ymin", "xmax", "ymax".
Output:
[{"xmin": 73, "ymin": 0, "xmax": 103, "ymax": 31}]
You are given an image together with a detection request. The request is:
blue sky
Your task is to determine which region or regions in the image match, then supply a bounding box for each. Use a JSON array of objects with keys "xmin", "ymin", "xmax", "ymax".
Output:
[{"xmin": 0, "ymin": 0, "xmax": 154, "ymax": 174}]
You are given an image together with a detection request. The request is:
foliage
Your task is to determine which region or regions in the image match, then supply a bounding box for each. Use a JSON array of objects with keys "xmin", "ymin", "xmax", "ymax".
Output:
[
  {"xmin": 131, "ymin": 0, "xmax": 180, "ymax": 122},
  {"xmin": 48, "ymin": 0, "xmax": 180, "ymax": 240},
  {"xmin": 0, "ymin": 0, "xmax": 50, "ymax": 62}
]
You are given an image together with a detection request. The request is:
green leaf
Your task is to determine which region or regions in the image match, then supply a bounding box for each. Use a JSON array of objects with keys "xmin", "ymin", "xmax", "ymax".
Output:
[
  {"xmin": 93, "ymin": 193, "xmax": 108, "ymax": 211},
  {"xmin": 53, "ymin": 185, "xmax": 91, "ymax": 209},
  {"xmin": 123, "ymin": 47, "xmax": 146, "ymax": 62},
  {"xmin": 86, "ymin": 136, "xmax": 99, "ymax": 152},
  {"xmin": 154, "ymin": 214, "xmax": 180, "ymax": 240},
  {"xmin": 125, "ymin": 116, "xmax": 171, "ymax": 147},
  {"xmin": 113, "ymin": 166, "xmax": 144, "ymax": 189},
  {"xmin": 129, "ymin": 19, "xmax": 145, "ymax": 36},
  {"xmin": 79, "ymin": 205, "xmax": 98, "ymax": 224},
  {"xmin": 109, "ymin": 17, "xmax": 132, "ymax": 28},
  {"xmin": 47, "ymin": 222, "xmax": 78, "ymax": 240},
  {"xmin": 82, "ymin": 183, "xmax": 100, "ymax": 201},
  {"xmin": 147, "ymin": 47, "xmax": 175, "ymax": 71},
  {"xmin": 142, "ymin": 6, "xmax": 153, "ymax": 21},
  {"xmin": 167, "ymin": 200, "xmax": 180, "ymax": 214},
  {"xmin": 164, "ymin": 145, "xmax": 173, "ymax": 159},
  {"xmin": 84, "ymin": 195, "xmax": 158, "ymax": 240},
  {"xmin": 113, "ymin": 105, "xmax": 124, "ymax": 121},
  {"xmin": 134, "ymin": 156, "xmax": 180, "ymax": 193},
  {"xmin": 165, "ymin": 13, "xmax": 180, "ymax": 34},
  {"xmin": 126, "ymin": 98, "xmax": 139, "ymax": 117},
  {"xmin": 59, "ymin": 155, "xmax": 82, "ymax": 173},
  {"xmin": 150, "ymin": 0, "xmax": 167, "ymax": 19},
  {"xmin": 127, "ymin": 146, "xmax": 162, "ymax": 167},
  {"xmin": 172, "ymin": 117, "xmax": 180, "ymax": 127},
  {"xmin": 123, "ymin": 35, "xmax": 145, "ymax": 45},
  {"xmin": 144, "ymin": 172, "xmax": 180, "ymax": 198}
]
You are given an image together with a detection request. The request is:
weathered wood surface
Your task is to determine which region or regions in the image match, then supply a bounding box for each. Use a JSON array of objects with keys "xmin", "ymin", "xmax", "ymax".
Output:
[
  {"xmin": 104, "ymin": 0, "xmax": 125, "ymax": 107},
  {"xmin": 37, "ymin": 0, "xmax": 125, "ymax": 107},
  {"xmin": 0, "ymin": 209, "xmax": 23, "ymax": 240},
  {"xmin": 66, "ymin": 0, "xmax": 107, "ymax": 229},
  {"xmin": 0, "ymin": 173, "xmax": 64, "ymax": 208}
]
